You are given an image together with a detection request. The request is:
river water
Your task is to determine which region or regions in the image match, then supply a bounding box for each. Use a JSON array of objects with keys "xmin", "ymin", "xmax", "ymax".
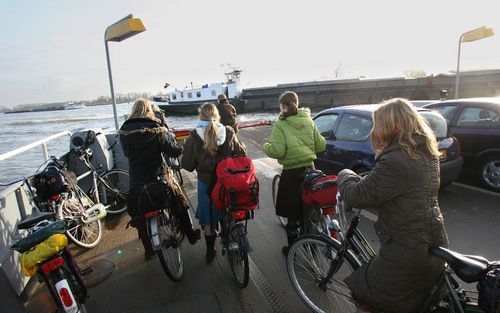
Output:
[{"xmin": 0, "ymin": 103, "xmax": 278, "ymax": 189}]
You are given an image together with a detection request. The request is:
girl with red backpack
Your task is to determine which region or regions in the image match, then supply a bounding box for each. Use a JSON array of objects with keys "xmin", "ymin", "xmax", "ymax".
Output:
[
  {"xmin": 181, "ymin": 103, "xmax": 246, "ymax": 263},
  {"xmin": 262, "ymin": 91, "xmax": 326, "ymax": 255}
]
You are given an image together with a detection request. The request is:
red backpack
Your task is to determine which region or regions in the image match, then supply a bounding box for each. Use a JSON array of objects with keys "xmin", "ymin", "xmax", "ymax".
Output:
[{"xmin": 210, "ymin": 156, "xmax": 259, "ymax": 211}]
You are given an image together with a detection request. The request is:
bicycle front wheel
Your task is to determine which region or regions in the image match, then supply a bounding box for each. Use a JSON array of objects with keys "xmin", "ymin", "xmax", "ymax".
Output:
[
  {"xmin": 272, "ymin": 174, "xmax": 287, "ymax": 227},
  {"xmin": 59, "ymin": 196, "xmax": 102, "ymax": 249},
  {"xmin": 157, "ymin": 210, "xmax": 184, "ymax": 281},
  {"xmin": 97, "ymin": 169, "xmax": 129, "ymax": 214},
  {"xmin": 287, "ymin": 234, "xmax": 361, "ymax": 313}
]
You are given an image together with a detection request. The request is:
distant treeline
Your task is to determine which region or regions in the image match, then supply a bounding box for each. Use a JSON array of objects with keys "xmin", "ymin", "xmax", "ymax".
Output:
[{"xmin": 1, "ymin": 92, "xmax": 157, "ymax": 113}]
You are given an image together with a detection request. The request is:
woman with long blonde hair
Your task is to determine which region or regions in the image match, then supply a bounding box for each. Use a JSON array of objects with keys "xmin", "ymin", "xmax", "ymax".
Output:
[
  {"xmin": 337, "ymin": 98, "xmax": 449, "ymax": 313},
  {"xmin": 120, "ymin": 98, "xmax": 201, "ymax": 261},
  {"xmin": 182, "ymin": 102, "xmax": 246, "ymax": 263}
]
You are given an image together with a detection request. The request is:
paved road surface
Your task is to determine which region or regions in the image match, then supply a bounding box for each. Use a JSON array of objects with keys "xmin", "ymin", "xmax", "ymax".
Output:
[{"xmin": 24, "ymin": 125, "xmax": 500, "ymax": 313}]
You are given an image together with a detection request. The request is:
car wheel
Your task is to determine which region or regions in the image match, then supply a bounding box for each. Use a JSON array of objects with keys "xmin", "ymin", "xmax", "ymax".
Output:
[{"xmin": 478, "ymin": 156, "xmax": 500, "ymax": 192}]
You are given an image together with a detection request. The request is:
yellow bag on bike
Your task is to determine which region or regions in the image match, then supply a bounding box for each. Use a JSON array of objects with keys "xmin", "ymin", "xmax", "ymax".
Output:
[{"xmin": 19, "ymin": 234, "xmax": 68, "ymax": 277}]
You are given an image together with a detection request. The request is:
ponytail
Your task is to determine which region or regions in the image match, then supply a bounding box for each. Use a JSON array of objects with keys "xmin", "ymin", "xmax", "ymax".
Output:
[{"xmin": 203, "ymin": 120, "xmax": 219, "ymax": 156}]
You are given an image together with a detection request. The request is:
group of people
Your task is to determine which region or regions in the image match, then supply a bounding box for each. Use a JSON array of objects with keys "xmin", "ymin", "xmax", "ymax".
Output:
[{"xmin": 120, "ymin": 90, "xmax": 449, "ymax": 313}]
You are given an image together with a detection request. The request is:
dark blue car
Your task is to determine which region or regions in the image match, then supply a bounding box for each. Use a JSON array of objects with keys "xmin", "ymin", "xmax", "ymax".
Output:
[{"xmin": 313, "ymin": 104, "xmax": 463, "ymax": 187}]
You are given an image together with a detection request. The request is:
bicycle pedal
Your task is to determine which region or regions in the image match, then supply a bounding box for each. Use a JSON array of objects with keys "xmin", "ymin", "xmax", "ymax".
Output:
[{"xmin": 80, "ymin": 267, "xmax": 93, "ymax": 276}]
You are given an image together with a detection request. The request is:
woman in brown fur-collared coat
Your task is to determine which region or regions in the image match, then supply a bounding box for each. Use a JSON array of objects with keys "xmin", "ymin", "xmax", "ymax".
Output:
[{"xmin": 337, "ymin": 98, "xmax": 449, "ymax": 313}]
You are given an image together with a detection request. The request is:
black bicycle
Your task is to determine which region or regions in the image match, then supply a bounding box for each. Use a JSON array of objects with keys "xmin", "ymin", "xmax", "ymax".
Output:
[
  {"xmin": 144, "ymin": 206, "xmax": 185, "ymax": 281},
  {"xmin": 220, "ymin": 208, "xmax": 253, "ymax": 288},
  {"xmin": 286, "ymin": 195, "xmax": 496, "ymax": 313}
]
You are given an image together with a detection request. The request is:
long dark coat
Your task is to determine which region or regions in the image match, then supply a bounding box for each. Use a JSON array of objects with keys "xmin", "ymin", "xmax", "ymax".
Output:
[
  {"xmin": 119, "ymin": 117, "xmax": 186, "ymax": 217},
  {"xmin": 338, "ymin": 136, "xmax": 449, "ymax": 313}
]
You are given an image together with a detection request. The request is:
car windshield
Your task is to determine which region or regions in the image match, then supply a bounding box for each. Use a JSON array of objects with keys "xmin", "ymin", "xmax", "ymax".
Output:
[{"xmin": 420, "ymin": 111, "xmax": 448, "ymax": 139}]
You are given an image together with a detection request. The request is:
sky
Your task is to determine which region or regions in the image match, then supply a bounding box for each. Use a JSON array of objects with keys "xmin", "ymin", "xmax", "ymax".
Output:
[{"xmin": 1, "ymin": 0, "xmax": 500, "ymax": 108}]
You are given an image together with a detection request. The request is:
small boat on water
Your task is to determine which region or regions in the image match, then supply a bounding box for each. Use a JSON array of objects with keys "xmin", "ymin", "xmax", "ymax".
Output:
[
  {"xmin": 155, "ymin": 70, "xmax": 242, "ymax": 115},
  {"xmin": 64, "ymin": 102, "xmax": 86, "ymax": 110}
]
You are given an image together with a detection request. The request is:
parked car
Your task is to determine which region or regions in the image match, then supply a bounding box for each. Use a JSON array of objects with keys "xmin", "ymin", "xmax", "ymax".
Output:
[
  {"xmin": 423, "ymin": 98, "xmax": 500, "ymax": 192},
  {"xmin": 313, "ymin": 104, "xmax": 463, "ymax": 187},
  {"xmin": 410, "ymin": 100, "xmax": 441, "ymax": 107}
]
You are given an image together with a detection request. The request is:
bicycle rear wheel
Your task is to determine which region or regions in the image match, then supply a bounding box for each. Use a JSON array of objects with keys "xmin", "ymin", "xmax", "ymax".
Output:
[
  {"xmin": 287, "ymin": 234, "xmax": 361, "ymax": 313},
  {"xmin": 227, "ymin": 223, "xmax": 249, "ymax": 288},
  {"xmin": 272, "ymin": 174, "xmax": 287, "ymax": 227},
  {"xmin": 59, "ymin": 195, "xmax": 102, "ymax": 248},
  {"xmin": 157, "ymin": 210, "xmax": 184, "ymax": 281},
  {"xmin": 97, "ymin": 169, "xmax": 129, "ymax": 214}
]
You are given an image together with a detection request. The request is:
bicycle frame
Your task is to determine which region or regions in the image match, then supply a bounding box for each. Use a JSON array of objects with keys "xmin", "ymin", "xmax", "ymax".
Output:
[
  {"xmin": 328, "ymin": 198, "xmax": 478, "ymax": 313},
  {"xmin": 75, "ymin": 153, "xmax": 103, "ymax": 204}
]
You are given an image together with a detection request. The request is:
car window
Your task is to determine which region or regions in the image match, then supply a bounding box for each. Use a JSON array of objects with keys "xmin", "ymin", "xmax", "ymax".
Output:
[
  {"xmin": 314, "ymin": 113, "xmax": 338, "ymax": 137},
  {"xmin": 433, "ymin": 105, "xmax": 459, "ymax": 122},
  {"xmin": 420, "ymin": 111, "xmax": 448, "ymax": 138},
  {"xmin": 335, "ymin": 114, "xmax": 373, "ymax": 141},
  {"xmin": 456, "ymin": 107, "xmax": 500, "ymax": 127}
]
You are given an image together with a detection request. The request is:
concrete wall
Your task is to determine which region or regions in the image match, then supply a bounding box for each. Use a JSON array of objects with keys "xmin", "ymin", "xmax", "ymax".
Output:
[{"xmin": 238, "ymin": 69, "xmax": 500, "ymax": 112}]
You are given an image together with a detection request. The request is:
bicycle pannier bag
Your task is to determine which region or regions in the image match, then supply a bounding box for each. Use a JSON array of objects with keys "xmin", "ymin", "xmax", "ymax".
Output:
[
  {"xmin": 301, "ymin": 172, "xmax": 338, "ymax": 208},
  {"xmin": 19, "ymin": 234, "xmax": 68, "ymax": 277},
  {"xmin": 210, "ymin": 156, "xmax": 259, "ymax": 211},
  {"xmin": 478, "ymin": 262, "xmax": 500, "ymax": 313},
  {"xmin": 128, "ymin": 181, "xmax": 171, "ymax": 217}
]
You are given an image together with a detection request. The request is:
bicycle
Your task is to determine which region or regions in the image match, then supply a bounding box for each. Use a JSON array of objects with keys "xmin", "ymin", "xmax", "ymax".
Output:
[
  {"xmin": 11, "ymin": 209, "xmax": 94, "ymax": 313},
  {"xmin": 219, "ymin": 207, "xmax": 253, "ymax": 288},
  {"xmin": 66, "ymin": 133, "xmax": 129, "ymax": 215},
  {"xmin": 286, "ymin": 194, "xmax": 495, "ymax": 313},
  {"xmin": 273, "ymin": 170, "xmax": 340, "ymax": 237},
  {"xmin": 20, "ymin": 161, "xmax": 107, "ymax": 249},
  {"xmin": 143, "ymin": 205, "xmax": 185, "ymax": 281}
]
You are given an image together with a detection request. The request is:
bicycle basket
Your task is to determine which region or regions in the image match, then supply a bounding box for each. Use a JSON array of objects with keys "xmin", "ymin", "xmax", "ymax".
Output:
[{"xmin": 478, "ymin": 262, "xmax": 500, "ymax": 313}]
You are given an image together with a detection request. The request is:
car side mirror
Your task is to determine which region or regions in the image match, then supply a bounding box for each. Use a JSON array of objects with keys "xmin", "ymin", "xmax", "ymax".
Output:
[{"xmin": 321, "ymin": 130, "xmax": 335, "ymax": 139}]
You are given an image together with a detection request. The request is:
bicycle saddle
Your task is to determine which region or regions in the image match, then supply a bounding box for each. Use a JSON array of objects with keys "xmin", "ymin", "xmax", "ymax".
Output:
[
  {"xmin": 430, "ymin": 246, "xmax": 489, "ymax": 283},
  {"xmin": 18, "ymin": 210, "xmax": 57, "ymax": 230}
]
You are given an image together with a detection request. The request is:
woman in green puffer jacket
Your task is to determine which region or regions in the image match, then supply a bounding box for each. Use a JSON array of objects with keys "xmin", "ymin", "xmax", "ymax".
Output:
[{"xmin": 262, "ymin": 91, "xmax": 326, "ymax": 255}]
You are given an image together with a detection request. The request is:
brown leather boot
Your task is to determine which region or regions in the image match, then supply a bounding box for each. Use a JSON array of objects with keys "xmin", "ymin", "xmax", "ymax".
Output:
[{"xmin": 137, "ymin": 219, "xmax": 154, "ymax": 261}]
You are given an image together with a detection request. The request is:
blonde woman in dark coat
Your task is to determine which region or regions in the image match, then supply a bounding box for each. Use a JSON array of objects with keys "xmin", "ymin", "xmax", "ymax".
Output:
[{"xmin": 337, "ymin": 98, "xmax": 449, "ymax": 313}]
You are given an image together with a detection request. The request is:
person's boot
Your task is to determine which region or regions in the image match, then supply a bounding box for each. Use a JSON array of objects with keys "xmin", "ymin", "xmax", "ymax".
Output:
[
  {"xmin": 205, "ymin": 235, "xmax": 217, "ymax": 264},
  {"xmin": 282, "ymin": 224, "xmax": 298, "ymax": 256},
  {"xmin": 178, "ymin": 208, "xmax": 201, "ymax": 244},
  {"xmin": 137, "ymin": 220, "xmax": 154, "ymax": 261}
]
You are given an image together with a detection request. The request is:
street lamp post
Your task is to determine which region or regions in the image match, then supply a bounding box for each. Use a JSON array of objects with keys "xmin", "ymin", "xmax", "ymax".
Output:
[
  {"xmin": 104, "ymin": 14, "xmax": 146, "ymax": 130},
  {"xmin": 454, "ymin": 26, "xmax": 494, "ymax": 99}
]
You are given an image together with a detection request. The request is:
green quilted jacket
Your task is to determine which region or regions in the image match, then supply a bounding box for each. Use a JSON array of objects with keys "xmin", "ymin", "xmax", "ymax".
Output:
[{"xmin": 262, "ymin": 108, "xmax": 326, "ymax": 169}]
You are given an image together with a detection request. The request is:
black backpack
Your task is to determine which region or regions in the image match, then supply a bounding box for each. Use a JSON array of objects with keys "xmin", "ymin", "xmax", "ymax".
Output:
[
  {"xmin": 33, "ymin": 165, "xmax": 69, "ymax": 201},
  {"xmin": 478, "ymin": 262, "xmax": 500, "ymax": 313}
]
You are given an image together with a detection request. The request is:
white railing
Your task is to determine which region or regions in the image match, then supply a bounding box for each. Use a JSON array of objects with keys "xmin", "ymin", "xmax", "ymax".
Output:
[
  {"xmin": 0, "ymin": 131, "xmax": 72, "ymax": 296},
  {"xmin": 0, "ymin": 131, "xmax": 72, "ymax": 162}
]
